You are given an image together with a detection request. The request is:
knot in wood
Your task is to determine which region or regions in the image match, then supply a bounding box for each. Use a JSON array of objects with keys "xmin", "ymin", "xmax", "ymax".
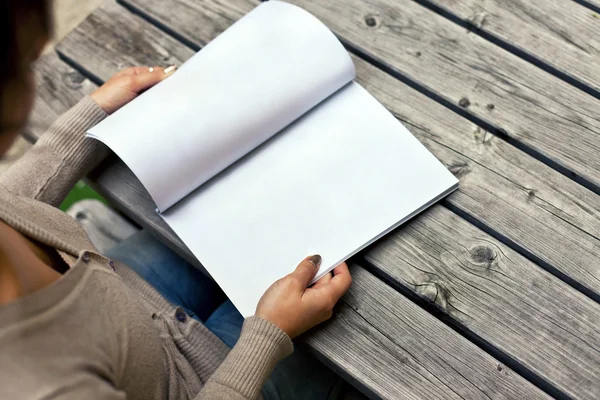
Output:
[
  {"xmin": 416, "ymin": 282, "xmax": 450, "ymax": 311},
  {"xmin": 470, "ymin": 11, "xmax": 488, "ymax": 29},
  {"xmin": 458, "ymin": 97, "xmax": 471, "ymax": 108},
  {"xmin": 42, "ymin": 76, "xmax": 57, "ymax": 92},
  {"xmin": 448, "ymin": 162, "xmax": 470, "ymax": 179},
  {"xmin": 469, "ymin": 245, "xmax": 497, "ymax": 266},
  {"xmin": 365, "ymin": 15, "xmax": 378, "ymax": 27},
  {"xmin": 63, "ymin": 71, "xmax": 85, "ymax": 90},
  {"xmin": 486, "ymin": 103, "xmax": 495, "ymax": 110}
]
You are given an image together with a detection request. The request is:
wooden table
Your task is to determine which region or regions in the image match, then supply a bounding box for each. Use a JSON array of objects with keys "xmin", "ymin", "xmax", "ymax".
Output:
[{"xmin": 26, "ymin": 0, "xmax": 600, "ymax": 398}]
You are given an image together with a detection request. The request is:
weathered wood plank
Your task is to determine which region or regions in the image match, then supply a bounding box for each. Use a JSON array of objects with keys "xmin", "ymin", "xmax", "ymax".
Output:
[
  {"xmin": 367, "ymin": 206, "xmax": 600, "ymax": 400},
  {"xmin": 116, "ymin": 3, "xmax": 600, "ymax": 386},
  {"xmin": 56, "ymin": 1, "xmax": 193, "ymax": 83},
  {"xmin": 27, "ymin": 57, "xmax": 551, "ymax": 400},
  {"xmin": 117, "ymin": 0, "xmax": 254, "ymax": 49},
  {"xmin": 118, "ymin": 0, "xmax": 600, "ymax": 302},
  {"xmin": 423, "ymin": 0, "xmax": 600, "ymax": 96},
  {"xmin": 579, "ymin": 0, "xmax": 600, "ymax": 11},
  {"xmin": 286, "ymin": 0, "xmax": 600, "ymax": 194},
  {"xmin": 52, "ymin": 1, "xmax": 600, "ymax": 397},
  {"xmin": 354, "ymin": 57, "xmax": 600, "ymax": 299},
  {"xmin": 306, "ymin": 267, "xmax": 551, "ymax": 400},
  {"xmin": 25, "ymin": 53, "xmax": 97, "ymax": 140}
]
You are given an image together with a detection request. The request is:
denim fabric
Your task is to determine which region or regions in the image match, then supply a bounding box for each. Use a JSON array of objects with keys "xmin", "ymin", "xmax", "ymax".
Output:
[
  {"xmin": 106, "ymin": 230, "xmax": 343, "ymax": 400},
  {"xmin": 106, "ymin": 230, "xmax": 225, "ymax": 321}
]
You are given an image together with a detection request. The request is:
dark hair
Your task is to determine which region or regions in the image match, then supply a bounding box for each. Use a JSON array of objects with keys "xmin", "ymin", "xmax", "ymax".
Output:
[
  {"xmin": 1, "ymin": 0, "xmax": 51, "ymax": 76},
  {"xmin": 0, "ymin": 0, "xmax": 51, "ymax": 130}
]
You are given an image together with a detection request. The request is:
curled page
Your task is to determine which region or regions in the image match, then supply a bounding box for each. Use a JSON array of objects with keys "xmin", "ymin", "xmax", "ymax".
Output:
[{"xmin": 87, "ymin": 1, "xmax": 355, "ymax": 212}]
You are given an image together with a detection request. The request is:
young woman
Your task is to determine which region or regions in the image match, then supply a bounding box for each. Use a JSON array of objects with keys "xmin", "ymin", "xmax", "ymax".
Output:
[{"xmin": 0, "ymin": 1, "xmax": 352, "ymax": 399}]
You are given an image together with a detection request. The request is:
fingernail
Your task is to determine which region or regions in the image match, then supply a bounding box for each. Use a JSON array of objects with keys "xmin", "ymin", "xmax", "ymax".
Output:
[
  {"xmin": 308, "ymin": 255, "xmax": 322, "ymax": 268},
  {"xmin": 164, "ymin": 65, "xmax": 177, "ymax": 75}
]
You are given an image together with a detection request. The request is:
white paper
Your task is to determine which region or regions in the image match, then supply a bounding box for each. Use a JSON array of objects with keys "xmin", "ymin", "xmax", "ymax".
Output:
[
  {"xmin": 162, "ymin": 83, "xmax": 458, "ymax": 317},
  {"xmin": 87, "ymin": 1, "xmax": 355, "ymax": 212}
]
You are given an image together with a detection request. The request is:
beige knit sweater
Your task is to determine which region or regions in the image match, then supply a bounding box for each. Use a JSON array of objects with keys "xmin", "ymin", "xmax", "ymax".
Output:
[{"xmin": 0, "ymin": 97, "xmax": 293, "ymax": 399}]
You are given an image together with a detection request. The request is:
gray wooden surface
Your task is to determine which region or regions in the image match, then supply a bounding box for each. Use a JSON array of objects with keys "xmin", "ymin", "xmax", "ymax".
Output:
[
  {"xmin": 424, "ymin": 0, "xmax": 600, "ymax": 95},
  {"xmin": 582, "ymin": 0, "xmax": 600, "ymax": 10},
  {"xmin": 61, "ymin": 3, "xmax": 600, "ymax": 397},
  {"xmin": 305, "ymin": 267, "xmax": 551, "ymax": 400},
  {"xmin": 26, "ymin": 53, "xmax": 96, "ymax": 140},
  {"xmin": 28, "ymin": 53, "xmax": 550, "ymax": 400},
  {"xmin": 111, "ymin": 0, "xmax": 600, "ymax": 303},
  {"xmin": 367, "ymin": 207, "xmax": 600, "ymax": 399},
  {"xmin": 354, "ymin": 56, "xmax": 600, "ymax": 300},
  {"xmin": 25, "ymin": 0, "xmax": 600, "ymax": 398},
  {"xmin": 287, "ymin": 0, "xmax": 600, "ymax": 194}
]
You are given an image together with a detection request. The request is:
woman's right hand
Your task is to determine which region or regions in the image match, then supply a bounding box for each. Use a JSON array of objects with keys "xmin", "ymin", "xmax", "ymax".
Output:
[{"xmin": 255, "ymin": 255, "xmax": 352, "ymax": 338}]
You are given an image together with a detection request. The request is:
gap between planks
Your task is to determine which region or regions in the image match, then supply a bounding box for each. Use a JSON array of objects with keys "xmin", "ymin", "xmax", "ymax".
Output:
[
  {"xmin": 571, "ymin": 0, "xmax": 600, "ymax": 14},
  {"xmin": 106, "ymin": 0, "xmax": 600, "ymax": 302},
  {"xmin": 414, "ymin": 0, "xmax": 600, "ymax": 100},
  {"xmin": 288, "ymin": 0, "xmax": 600, "ymax": 197},
  {"xmin": 48, "ymin": 1, "xmax": 600, "ymax": 398},
  {"xmin": 27, "ymin": 56, "xmax": 551, "ymax": 400}
]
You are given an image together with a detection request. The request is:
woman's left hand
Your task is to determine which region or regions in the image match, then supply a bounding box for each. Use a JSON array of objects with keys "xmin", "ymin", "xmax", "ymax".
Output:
[{"xmin": 90, "ymin": 65, "xmax": 176, "ymax": 114}]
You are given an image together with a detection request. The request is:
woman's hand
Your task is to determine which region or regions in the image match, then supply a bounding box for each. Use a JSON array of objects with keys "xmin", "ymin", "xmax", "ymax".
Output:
[
  {"xmin": 256, "ymin": 255, "xmax": 352, "ymax": 339},
  {"xmin": 90, "ymin": 65, "xmax": 177, "ymax": 114}
]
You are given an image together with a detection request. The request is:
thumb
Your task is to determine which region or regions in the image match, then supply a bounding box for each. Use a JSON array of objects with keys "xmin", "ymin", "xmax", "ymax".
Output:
[
  {"xmin": 122, "ymin": 65, "xmax": 177, "ymax": 93},
  {"xmin": 290, "ymin": 255, "xmax": 322, "ymax": 289}
]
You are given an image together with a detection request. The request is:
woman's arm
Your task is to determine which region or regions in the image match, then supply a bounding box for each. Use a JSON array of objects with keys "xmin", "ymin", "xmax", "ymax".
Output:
[
  {"xmin": 0, "ymin": 66, "xmax": 174, "ymax": 207},
  {"xmin": 0, "ymin": 96, "xmax": 108, "ymax": 207},
  {"xmin": 195, "ymin": 257, "xmax": 352, "ymax": 399},
  {"xmin": 197, "ymin": 317, "xmax": 293, "ymax": 400}
]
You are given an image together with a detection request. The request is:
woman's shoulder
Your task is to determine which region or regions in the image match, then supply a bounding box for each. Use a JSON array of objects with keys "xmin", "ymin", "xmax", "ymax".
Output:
[{"xmin": 0, "ymin": 249, "xmax": 165, "ymax": 399}]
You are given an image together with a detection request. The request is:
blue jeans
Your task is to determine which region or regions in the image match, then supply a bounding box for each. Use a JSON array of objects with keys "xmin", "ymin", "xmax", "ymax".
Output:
[{"xmin": 106, "ymin": 230, "xmax": 342, "ymax": 400}]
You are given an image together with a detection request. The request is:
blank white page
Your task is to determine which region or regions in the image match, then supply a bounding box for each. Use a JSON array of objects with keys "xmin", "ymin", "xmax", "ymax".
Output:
[
  {"xmin": 162, "ymin": 82, "xmax": 458, "ymax": 317},
  {"xmin": 87, "ymin": 1, "xmax": 355, "ymax": 212}
]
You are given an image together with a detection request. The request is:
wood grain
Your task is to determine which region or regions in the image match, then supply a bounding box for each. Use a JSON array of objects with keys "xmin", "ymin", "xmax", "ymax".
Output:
[
  {"xmin": 116, "ymin": 0, "xmax": 600, "ymax": 301},
  {"xmin": 424, "ymin": 0, "xmax": 600, "ymax": 95},
  {"xmin": 56, "ymin": 1, "xmax": 193, "ymax": 83},
  {"xmin": 354, "ymin": 57, "xmax": 600, "ymax": 300},
  {"xmin": 48, "ymin": 1, "xmax": 600, "ymax": 397},
  {"xmin": 306, "ymin": 266, "xmax": 551, "ymax": 400},
  {"xmin": 25, "ymin": 52, "xmax": 97, "ymax": 140},
  {"xmin": 117, "ymin": 0, "xmax": 255, "ymax": 49},
  {"xmin": 579, "ymin": 0, "xmax": 600, "ymax": 11},
  {"xmin": 27, "ymin": 55, "xmax": 550, "ymax": 400},
  {"xmin": 366, "ymin": 206, "xmax": 600, "ymax": 400},
  {"xmin": 287, "ymin": 0, "xmax": 600, "ymax": 194}
]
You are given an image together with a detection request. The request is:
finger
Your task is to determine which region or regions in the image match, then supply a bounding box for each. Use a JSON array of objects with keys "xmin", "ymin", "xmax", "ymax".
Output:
[
  {"xmin": 289, "ymin": 255, "xmax": 322, "ymax": 289},
  {"xmin": 316, "ymin": 262, "xmax": 352, "ymax": 301},
  {"xmin": 332, "ymin": 262, "xmax": 350, "ymax": 277},
  {"xmin": 112, "ymin": 66, "xmax": 150, "ymax": 78},
  {"xmin": 311, "ymin": 271, "xmax": 332, "ymax": 288},
  {"xmin": 121, "ymin": 65, "xmax": 177, "ymax": 93}
]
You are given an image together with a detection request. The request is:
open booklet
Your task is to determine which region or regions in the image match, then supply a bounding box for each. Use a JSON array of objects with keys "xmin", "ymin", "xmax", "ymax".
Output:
[{"xmin": 87, "ymin": 0, "xmax": 459, "ymax": 317}]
